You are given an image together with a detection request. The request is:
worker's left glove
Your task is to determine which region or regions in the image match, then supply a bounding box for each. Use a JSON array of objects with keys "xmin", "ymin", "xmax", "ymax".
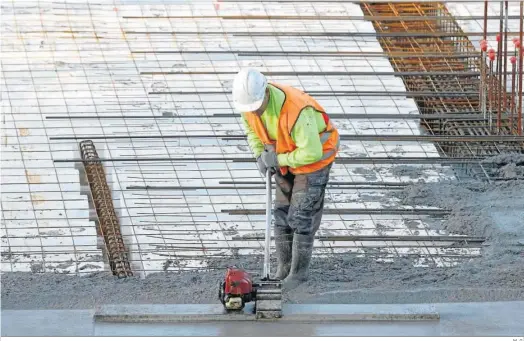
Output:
[{"xmin": 261, "ymin": 149, "xmax": 279, "ymax": 168}]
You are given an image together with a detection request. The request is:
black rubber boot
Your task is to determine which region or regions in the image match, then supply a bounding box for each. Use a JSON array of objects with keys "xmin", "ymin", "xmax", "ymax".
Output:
[
  {"xmin": 283, "ymin": 233, "xmax": 314, "ymax": 289},
  {"xmin": 273, "ymin": 228, "xmax": 293, "ymax": 280}
]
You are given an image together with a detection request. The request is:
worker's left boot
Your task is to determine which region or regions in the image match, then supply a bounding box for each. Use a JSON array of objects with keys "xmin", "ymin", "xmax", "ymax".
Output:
[
  {"xmin": 283, "ymin": 233, "xmax": 314, "ymax": 289},
  {"xmin": 274, "ymin": 228, "xmax": 293, "ymax": 280}
]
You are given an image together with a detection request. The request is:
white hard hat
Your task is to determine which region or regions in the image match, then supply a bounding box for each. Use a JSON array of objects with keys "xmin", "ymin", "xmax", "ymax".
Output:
[{"xmin": 232, "ymin": 68, "xmax": 268, "ymax": 112}]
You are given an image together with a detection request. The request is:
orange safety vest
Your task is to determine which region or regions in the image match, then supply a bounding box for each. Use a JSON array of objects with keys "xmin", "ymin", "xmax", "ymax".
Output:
[{"xmin": 244, "ymin": 82, "xmax": 340, "ymax": 175}]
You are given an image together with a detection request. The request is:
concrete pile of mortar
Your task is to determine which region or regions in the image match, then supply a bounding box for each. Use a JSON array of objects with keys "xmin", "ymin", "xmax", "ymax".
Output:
[
  {"xmin": 2, "ymin": 169, "xmax": 524, "ymax": 309},
  {"xmin": 481, "ymin": 153, "xmax": 524, "ymax": 179},
  {"xmin": 287, "ymin": 176, "xmax": 524, "ymax": 303},
  {"xmin": 393, "ymin": 178, "xmax": 524, "ymax": 278}
]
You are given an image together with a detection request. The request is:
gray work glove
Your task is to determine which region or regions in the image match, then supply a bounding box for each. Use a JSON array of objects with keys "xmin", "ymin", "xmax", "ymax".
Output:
[
  {"xmin": 261, "ymin": 149, "xmax": 279, "ymax": 169},
  {"xmin": 257, "ymin": 156, "xmax": 275, "ymax": 176}
]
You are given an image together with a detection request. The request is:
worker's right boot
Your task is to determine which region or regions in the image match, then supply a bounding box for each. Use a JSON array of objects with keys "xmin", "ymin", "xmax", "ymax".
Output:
[
  {"xmin": 274, "ymin": 228, "xmax": 293, "ymax": 280},
  {"xmin": 283, "ymin": 233, "xmax": 314, "ymax": 289}
]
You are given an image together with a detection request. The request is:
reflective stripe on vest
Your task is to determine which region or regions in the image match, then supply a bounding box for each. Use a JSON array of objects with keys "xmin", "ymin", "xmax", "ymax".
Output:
[
  {"xmin": 319, "ymin": 127, "xmax": 340, "ymax": 161},
  {"xmin": 320, "ymin": 129, "xmax": 333, "ymax": 144}
]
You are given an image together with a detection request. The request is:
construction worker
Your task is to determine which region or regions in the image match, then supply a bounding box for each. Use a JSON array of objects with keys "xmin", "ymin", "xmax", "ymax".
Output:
[{"xmin": 232, "ymin": 68, "xmax": 339, "ymax": 288}]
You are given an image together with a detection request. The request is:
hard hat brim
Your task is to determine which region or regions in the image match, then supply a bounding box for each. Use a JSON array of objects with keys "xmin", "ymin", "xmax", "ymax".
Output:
[{"xmin": 234, "ymin": 98, "xmax": 264, "ymax": 113}]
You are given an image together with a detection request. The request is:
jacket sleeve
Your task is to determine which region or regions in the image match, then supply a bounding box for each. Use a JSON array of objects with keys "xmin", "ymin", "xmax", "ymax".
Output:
[
  {"xmin": 241, "ymin": 113, "xmax": 265, "ymax": 158},
  {"xmin": 277, "ymin": 107, "xmax": 323, "ymax": 168}
]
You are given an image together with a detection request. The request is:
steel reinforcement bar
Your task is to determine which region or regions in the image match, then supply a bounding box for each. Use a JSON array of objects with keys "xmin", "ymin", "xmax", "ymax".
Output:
[
  {"xmin": 79, "ymin": 140, "xmax": 133, "ymax": 278},
  {"xmin": 360, "ymin": 1, "xmax": 524, "ymax": 167}
]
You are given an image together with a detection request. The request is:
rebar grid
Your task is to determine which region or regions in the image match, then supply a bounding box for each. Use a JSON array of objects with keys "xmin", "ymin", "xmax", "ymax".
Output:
[
  {"xmin": 361, "ymin": 1, "xmax": 524, "ymax": 162},
  {"xmin": 2, "ymin": 0, "xmax": 510, "ymax": 276}
]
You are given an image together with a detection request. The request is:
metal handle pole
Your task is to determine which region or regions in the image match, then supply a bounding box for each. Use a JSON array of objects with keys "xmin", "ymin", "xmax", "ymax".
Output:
[{"xmin": 263, "ymin": 169, "xmax": 272, "ymax": 279}]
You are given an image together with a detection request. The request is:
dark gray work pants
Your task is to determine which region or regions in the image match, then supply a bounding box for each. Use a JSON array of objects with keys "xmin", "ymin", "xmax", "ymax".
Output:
[{"xmin": 274, "ymin": 164, "xmax": 332, "ymax": 236}]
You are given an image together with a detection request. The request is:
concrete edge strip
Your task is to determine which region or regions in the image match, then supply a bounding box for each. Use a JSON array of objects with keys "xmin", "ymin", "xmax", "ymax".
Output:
[{"xmin": 93, "ymin": 304, "xmax": 440, "ymax": 323}]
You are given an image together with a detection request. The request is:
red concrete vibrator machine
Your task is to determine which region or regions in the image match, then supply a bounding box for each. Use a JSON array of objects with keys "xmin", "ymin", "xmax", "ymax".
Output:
[{"xmin": 218, "ymin": 170, "xmax": 282, "ymax": 319}]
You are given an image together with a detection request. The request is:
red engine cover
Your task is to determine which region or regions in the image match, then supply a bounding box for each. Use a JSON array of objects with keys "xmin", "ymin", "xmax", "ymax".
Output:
[{"xmin": 224, "ymin": 268, "xmax": 253, "ymax": 295}]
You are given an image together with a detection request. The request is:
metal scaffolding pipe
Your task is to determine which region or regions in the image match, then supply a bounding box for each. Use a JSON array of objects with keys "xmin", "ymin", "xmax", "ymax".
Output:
[
  {"xmin": 126, "ymin": 184, "xmax": 407, "ymax": 191},
  {"xmin": 219, "ymin": 181, "xmax": 410, "ymax": 186},
  {"xmin": 53, "ymin": 156, "xmax": 486, "ymax": 164},
  {"xmin": 140, "ymin": 71, "xmax": 482, "ymax": 77},
  {"xmin": 235, "ymin": 235, "xmax": 485, "ymax": 243},
  {"xmin": 125, "ymin": 30, "xmax": 522, "ymax": 38},
  {"xmin": 496, "ymin": 1, "xmax": 504, "ymax": 132},
  {"xmin": 519, "ymin": 2, "xmax": 524, "ymax": 135},
  {"xmin": 149, "ymin": 90, "xmax": 481, "ymax": 98},
  {"xmin": 483, "ymin": 0, "xmax": 488, "ymax": 41},
  {"xmin": 44, "ymin": 113, "xmax": 487, "ymax": 121},
  {"xmin": 510, "ymin": 51, "xmax": 517, "ymax": 133},
  {"xmin": 123, "ymin": 15, "xmax": 523, "ymax": 21},
  {"xmin": 222, "ymin": 208, "xmax": 451, "ymax": 216},
  {"xmin": 49, "ymin": 133, "xmax": 524, "ymax": 142},
  {"xmin": 218, "ymin": 0, "xmax": 519, "ymax": 3},
  {"xmin": 132, "ymin": 50, "xmax": 482, "ymax": 58},
  {"xmin": 502, "ymin": 1, "xmax": 509, "ymax": 132},
  {"xmin": 488, "ymin": 55, "xmax": 495, "ymax": 131}
]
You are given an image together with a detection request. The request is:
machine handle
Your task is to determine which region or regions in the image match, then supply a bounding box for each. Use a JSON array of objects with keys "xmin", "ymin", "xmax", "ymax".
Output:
[{"xmin": 263, "ymin": 168, "xmax": 272, "ymax": 279}]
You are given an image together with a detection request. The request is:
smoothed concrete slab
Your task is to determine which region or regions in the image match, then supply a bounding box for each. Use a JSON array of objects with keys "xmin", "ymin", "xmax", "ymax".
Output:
[
  {"xmin": 94, "ymin": 320, "xmax": 440, "ymax": 337},
  {"xmin": 95, "ymin": 304, "xmax": 257, "ymax": 322},
  {"xmin": 94, "ymin": 303, "xmax": 439, "ymax": 323},
  {"xmin": 1, "ymin": 310, "xmax": 95, "ymax": 337},
  {"xmin": 282, "ymin": 304, "xmax": 439, "ymax": 321},
  {"xmin": 3, "ymin": 301, "xmax": 524, "ymax": 336},
  {"xmin": 434, "ymin": 301, "xmax": 524, "ymax": 336}
]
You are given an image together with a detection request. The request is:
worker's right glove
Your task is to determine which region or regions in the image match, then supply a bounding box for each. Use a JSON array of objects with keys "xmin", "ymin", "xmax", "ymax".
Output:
[
  {"xmin": 260, "ymin": 149, "xmax": 279, "ymax": 169},
  {"xmin": 257, "ymin": 156, "xmax": 275, "ymax": 176}
]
